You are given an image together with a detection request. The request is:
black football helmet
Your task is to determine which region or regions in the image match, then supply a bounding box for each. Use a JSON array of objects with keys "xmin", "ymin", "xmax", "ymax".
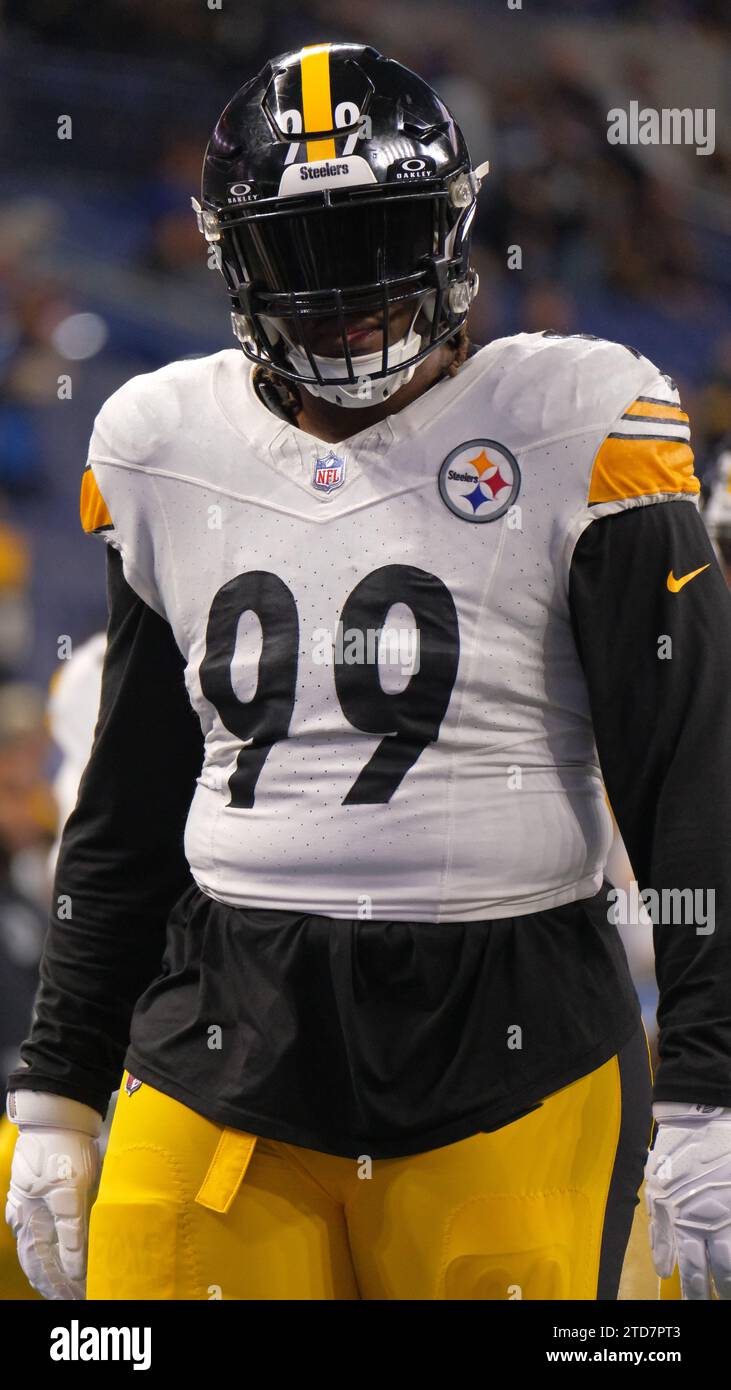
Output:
[{"xmin": 194, "ymin": 42, "xmax": 487, "ymax": 407}]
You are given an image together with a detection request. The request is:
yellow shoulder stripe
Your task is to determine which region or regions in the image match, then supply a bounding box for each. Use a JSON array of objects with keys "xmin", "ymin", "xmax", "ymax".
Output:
[
  {"xmin": 624, "ymin": 400, "xmax": 689, "ymax": 423},
  {"xmin": 300, "ymin": 43, "xmax": 336, "ymax": 160},
  {"xmin": 80, "ymin": 466, "xmax": 113, "ymax": 533},
  {"xmin": 589, "ymin": 437, "xmax": 699, "ymax": 506}
]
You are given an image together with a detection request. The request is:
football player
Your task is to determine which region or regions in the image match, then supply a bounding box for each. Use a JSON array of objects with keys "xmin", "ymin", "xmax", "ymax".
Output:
[{"xmin": 5, "ymin": 43, "xmax": 731, "ymax": 1301}]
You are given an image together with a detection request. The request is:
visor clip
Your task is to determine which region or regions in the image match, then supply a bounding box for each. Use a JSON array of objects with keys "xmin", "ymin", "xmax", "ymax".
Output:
[
  {"xmin": 471, "ymin": 160, "xmax": 490, "ymax": 193},
  {"xmin": 448, "ymin": 172, "xmax": 474, "ymax": 208},
  {"xmin": 231, "ymin": 311, "xmax": 257, "ymax": 349},
  {"xmin": 191, "ymin": 197, "xmax": 221, "ymax": 242},
  {"xmin": 448, "ymin": 270, "xmax": 479, "ymax": 315}
]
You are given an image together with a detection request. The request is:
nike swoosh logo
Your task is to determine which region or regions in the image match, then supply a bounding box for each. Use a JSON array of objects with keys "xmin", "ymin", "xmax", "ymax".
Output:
[{"xmin": 667, "ymin": 564, "xmax": 710, "ymax": 593}]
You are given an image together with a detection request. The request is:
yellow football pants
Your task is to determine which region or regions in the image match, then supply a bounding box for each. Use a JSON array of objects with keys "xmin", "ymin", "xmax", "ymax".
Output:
[{"xmin": 88, "ymin": 1047, "xmax": 649, "ymax": 1301}]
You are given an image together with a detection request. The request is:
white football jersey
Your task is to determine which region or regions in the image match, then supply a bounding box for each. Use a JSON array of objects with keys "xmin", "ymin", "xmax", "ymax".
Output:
[{"xmin": 81, "ymin": 332, "xmax": 698, "ymax": 921}]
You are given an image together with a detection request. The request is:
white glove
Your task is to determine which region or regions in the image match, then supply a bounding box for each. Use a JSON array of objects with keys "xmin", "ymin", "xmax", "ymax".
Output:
[
  {"xmin": 646, "ymin": 1102, "xmax": 731, "ymax": 1300},
  {"xmin": 5, "ymin": 1090, "xmax": 103, "ymax": 1300}
]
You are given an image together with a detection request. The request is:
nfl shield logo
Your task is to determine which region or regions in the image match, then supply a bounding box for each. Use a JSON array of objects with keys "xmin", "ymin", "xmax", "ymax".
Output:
[
  {"xmin": 312, "ymin": 450, "xmax": 346, "ymax": 493},
  {"xmin": 125, "ymin": 1073, "xmax": 142, "ymax": 1096}
]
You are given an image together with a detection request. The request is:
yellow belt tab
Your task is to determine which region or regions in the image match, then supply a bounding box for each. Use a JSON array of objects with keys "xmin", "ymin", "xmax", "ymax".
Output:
[{"xmin": 195, "ymin": 1130, "xmax": 258, "ymax": 1213}]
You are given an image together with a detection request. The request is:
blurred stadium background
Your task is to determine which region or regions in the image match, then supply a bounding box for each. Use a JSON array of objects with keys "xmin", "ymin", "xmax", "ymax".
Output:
[{"xmin": 0, "ymin": 2, "xmax": 730, "ymax": 1292}]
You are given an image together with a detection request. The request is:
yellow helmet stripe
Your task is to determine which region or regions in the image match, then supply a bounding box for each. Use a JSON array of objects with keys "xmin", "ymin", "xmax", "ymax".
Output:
[{"xmin": 300, "ymin": 43, "xmax": 336, "ymax": 161}]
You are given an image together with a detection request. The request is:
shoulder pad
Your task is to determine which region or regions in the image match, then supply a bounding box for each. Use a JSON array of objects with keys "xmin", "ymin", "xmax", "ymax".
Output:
[
  {"xmin": 479, "ymin": 331, "xmax": 663, "ymax": 449},
  {"xmin": 88, "ymin": 353, "xmax": 230, "ymax": 466}
]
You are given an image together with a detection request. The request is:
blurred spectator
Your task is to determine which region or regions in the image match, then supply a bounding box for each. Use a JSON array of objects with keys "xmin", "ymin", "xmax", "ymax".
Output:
[
  {"xmin": 140, "ymin": 136, "xmax": 211, "ymax": 280},
  {"xmin": 697, "ymin": 336, "xmax": 731, "ymax": 469},
  {"xmin": 702, "ymin": 436, "xmax": 731, "ymax": 581},
  {"xmin": 0, "ymin": 682, "xmax": 52, "ymax": 1105},
  {"xmin": 0, "ymin": 522, "xmax": 32, "ymax": 679}
]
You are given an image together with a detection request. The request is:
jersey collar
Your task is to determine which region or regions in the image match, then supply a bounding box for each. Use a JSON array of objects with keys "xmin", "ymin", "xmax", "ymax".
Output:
[{"xmin": 216, "ymin": 346, "xmax": 493, "ymax": 450}]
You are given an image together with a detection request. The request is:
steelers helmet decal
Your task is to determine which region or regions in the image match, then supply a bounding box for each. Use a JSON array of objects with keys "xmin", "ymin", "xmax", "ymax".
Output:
[{"xmin": 438, "ymin": 440, "xmax": 521, "ymax": 523}]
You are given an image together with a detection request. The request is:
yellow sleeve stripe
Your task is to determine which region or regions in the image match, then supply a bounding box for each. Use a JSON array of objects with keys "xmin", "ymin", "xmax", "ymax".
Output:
[
  {"xmin": 80, "ymin": 466, "xmax": 113, "ymax": 533},
  {"xmin": 589, "ymin": 437, "xmax": 700, "ymax": 506},
  {"xmin": 300, "ymin": 44, "xmax": 336, "ymax": 160},
  {"xmin": 624, "ymin": 399, "xmax": 689, "ymax": 424}
]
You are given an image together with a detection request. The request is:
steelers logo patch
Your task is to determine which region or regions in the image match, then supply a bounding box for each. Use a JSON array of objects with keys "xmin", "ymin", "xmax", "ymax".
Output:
[{"xmin": 438, "ymin": 439, "xmax": 521, "ymax": 523}]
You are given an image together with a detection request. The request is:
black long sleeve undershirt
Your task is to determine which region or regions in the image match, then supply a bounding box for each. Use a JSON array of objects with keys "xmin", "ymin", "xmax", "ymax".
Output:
[
  {"xmin": 9, "ymin": 500, "xmax": 731, "ymax": 1120},
  {"xmin": 570, "ymin": 500, "xmax": 731, "ymax": 1106},
  {"xmin": 9, "ymin": 548, "xmax": 204, "ymax": 1115}
]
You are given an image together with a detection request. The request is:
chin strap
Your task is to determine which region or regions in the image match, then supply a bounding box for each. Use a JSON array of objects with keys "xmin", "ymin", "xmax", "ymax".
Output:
[{"xmin": 284, "ymin": 327, "xmax": 423, "ymax": 410}]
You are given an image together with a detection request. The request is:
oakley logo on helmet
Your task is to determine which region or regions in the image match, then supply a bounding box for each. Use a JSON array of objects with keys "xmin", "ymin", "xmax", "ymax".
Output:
[
  {"xmin": 227, "ymin": 181, "xmax": 257, "ymax": 203},
  {"xmin": 387, "ymin": 156, "xmax": 438, "ymax": 182}
]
